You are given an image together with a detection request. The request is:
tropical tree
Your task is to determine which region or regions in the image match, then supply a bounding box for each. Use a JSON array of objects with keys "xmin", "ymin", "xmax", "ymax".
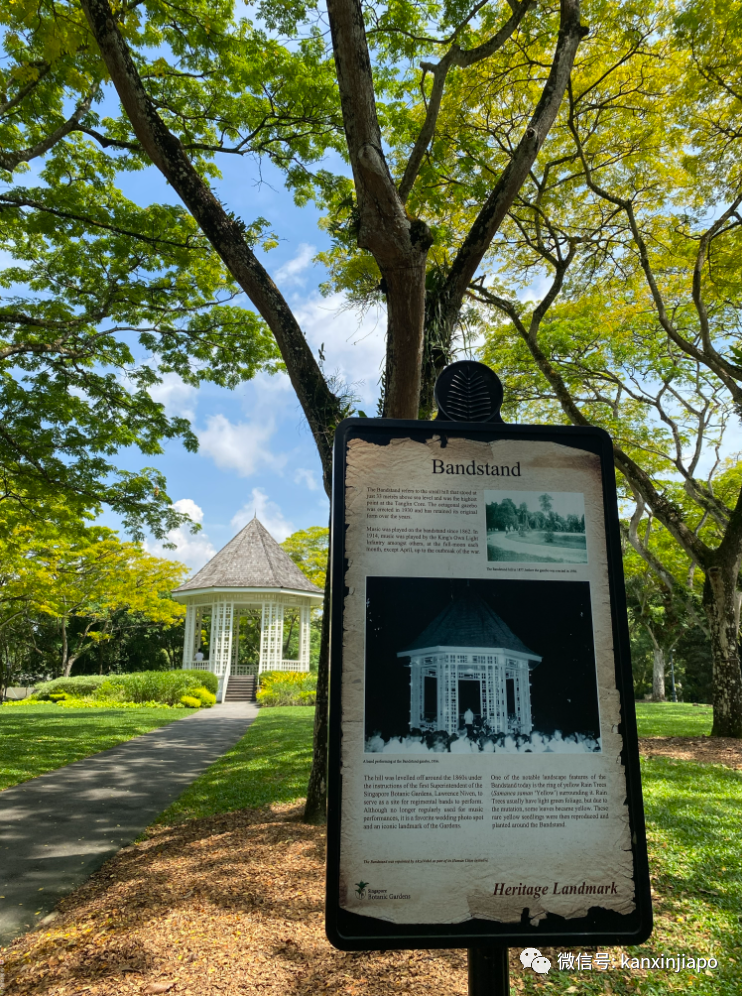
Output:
[
  {"xmin": 1, "ymin": 521, "xmax": 187, "ymax": 675},
  {"xmin": 1, "ymin": 0, "xmax": 589, "ymax": 817},
  {"xmin": 281, "ymin": 526, "xmax": 329, "ymax": 589},
  {"xmin": 476, "ymin": 1, "xmax": 742, "ymax": 736}
]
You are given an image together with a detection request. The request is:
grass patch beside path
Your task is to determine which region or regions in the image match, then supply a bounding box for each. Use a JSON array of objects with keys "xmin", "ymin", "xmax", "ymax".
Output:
[
  {"xmin": 155, "ymin": 705, "xmax": 315, "ymax": 824},
  {"xmin": 0, "ymin": 703, "xmax": 185, "ymax": 791},
  {"xmin": 635, "ymin": 701, "xmax": 713, "ymax": 737},
  {"xmin": 523, "ymin": 756, "xmax": 742, "ymax": 996}
]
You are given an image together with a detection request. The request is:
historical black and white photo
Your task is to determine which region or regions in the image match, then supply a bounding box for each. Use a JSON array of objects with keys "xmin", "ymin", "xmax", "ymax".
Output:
[
  {"xmin": 485, "ymin": 490, "xmax": 587, "ymax": 563},
  {"xmin": 364, "ymin": 577, "xmax": 600, "ymax": 754}
]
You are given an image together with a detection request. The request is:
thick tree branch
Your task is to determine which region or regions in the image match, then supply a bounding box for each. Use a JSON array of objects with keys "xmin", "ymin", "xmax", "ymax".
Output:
[
  {"xmin": 79, "ymin": 0, "xmax": 343, "ymax": 490},
  {"xmin": 325, "ymin": 0, "xmax": 434, "ymax": 418}
]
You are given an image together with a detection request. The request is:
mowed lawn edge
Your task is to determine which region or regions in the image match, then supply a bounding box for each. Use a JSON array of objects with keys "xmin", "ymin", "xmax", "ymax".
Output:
[
  {"xmin": 0, "ymin": 704, "xmax": 188, "ymax": 792},
  {"xmin": 154, "ymin": 705, "xmax": 315, "ymax": 824},
  {"xmin": 635, "ymin": 701, "xmax": 713, "ymax": 738}
]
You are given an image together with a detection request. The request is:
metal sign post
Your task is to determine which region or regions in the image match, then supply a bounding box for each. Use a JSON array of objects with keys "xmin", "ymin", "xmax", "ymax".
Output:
[{"xmin": 325, "ymin": 362, "xmax": 652, "ymax": 990}]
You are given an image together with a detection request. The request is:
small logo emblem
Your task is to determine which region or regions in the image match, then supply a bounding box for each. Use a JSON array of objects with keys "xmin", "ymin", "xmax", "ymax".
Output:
[
  {"xmin": 354, "ymin": 880, "xmax": 369, "ymax": 899},
  {"xmin": 520, "ymin": 948, "xmax": 551, "ymax": 975}
]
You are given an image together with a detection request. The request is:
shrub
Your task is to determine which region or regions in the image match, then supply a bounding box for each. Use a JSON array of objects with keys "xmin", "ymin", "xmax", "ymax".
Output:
[
  {"xmin": 257, "ymin": 671, "xmax": 317, "ymax": 707},
  {"xmin": 34, "ymin": 670, "xmax": 218, "ymax": 707},
  {"xmin": 97, "ymin": 670, "xmax": 217, "ymax": 706},
  {"xmin": 180, "ymin": 670, "xmax": 218, "ymax": 694},
  {"xmin": 192, "ymin": 686, "xmax": 216, "ymax": 707},
  {"xmin": 35, "ymin": 675, "xmax": 109, "ymax": 699},
  {"xmin": 181, "ymin": 695, "xmax": 201, "ymax": 708}
]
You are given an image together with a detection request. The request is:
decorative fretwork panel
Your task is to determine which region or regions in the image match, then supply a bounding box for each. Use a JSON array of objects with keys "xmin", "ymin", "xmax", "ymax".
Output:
[
  {"xmin": 210, "ymin": 601, "xmax": 234, "ymax": 676},
  {"xmin": 259, "ymin": 600, "xmax": 284, "ymax": 673}
]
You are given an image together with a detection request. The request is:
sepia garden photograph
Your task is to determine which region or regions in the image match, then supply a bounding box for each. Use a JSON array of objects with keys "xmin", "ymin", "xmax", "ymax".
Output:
[{"xmin": 485, "ymin": 490, "xmax": 588, "ymax": 564}]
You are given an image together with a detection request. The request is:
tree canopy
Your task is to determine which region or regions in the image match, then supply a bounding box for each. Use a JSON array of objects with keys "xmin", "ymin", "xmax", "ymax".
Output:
[{"xmin": 476, "ymin": 0, "xmax": 742, "ymax": 735}]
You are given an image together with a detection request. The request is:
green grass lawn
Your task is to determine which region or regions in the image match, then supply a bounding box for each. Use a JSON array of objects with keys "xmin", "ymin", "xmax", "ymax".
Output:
[
  {"xmin": 522, "ymin": 756, "xmax": 742, "ymax": 996},
  {"xmin": 152, "ymin": 702, "xmax": 739, "ymax": 995},
  {"xmin": 635, "ymin": 701, "xmax": 713, "ymax": 738},
  {"xmin": 0, "ymin": 703, "xmax": 186, "ymax": 791},
  {"xmin": 154, "ymin": 705, "xmax": 315, "ymax": 824}
]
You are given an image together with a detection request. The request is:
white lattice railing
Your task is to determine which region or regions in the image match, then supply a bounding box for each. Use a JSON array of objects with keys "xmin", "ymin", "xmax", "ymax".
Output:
[{"xmin": 259, "ymin": 659, "xmax": 310, "ymax": 673}]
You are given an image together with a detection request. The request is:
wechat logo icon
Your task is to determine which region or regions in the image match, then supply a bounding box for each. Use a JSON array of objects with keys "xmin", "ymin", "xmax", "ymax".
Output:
[{"xmin": 520, "ymin": 948, "xmax": 551, "ymax": 975}]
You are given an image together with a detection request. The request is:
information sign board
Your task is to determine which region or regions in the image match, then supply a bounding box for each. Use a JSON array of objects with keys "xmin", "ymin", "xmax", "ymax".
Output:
[{"xmin": 326, "ymin": 418, "xmax": 652, "ymax": 950}]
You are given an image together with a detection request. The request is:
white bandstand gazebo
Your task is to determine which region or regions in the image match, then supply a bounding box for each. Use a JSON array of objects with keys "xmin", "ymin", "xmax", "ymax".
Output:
[
  {"xmin": 172, "ymin": 516, "xmax": 323, "ymax": 701},
  {"xmin": 398, "ymin": 590, "xmax": 542, "ymax": 735}
]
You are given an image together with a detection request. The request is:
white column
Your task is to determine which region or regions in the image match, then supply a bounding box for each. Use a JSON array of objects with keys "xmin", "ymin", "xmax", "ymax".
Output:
[
  {"xmin": 209, "ymin": 600, "xmax": 234, "ymax": 677},
  {"xmin": 520, "ymin": 663, "xmax": 533, "ymax": 733},
  {"xmin": 259, "ymin": 599, "xmax": 284, "ymax": 672},
  {"xmin": 298, "ymin": 604, "xmax": 311, "ymax": 672},
  {"xmin": 182, "ymin": 604, "xmax": 196, "ymax": 669},
  {"xmin": 230, "ymin": 608, "xmax": 242, "ymax": 674}
]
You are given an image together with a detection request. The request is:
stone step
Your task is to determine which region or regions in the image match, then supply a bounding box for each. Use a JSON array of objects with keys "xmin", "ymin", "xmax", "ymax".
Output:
[{"xmin": 224, "ymin": 676, "xmax": 257, "ymax": 702}]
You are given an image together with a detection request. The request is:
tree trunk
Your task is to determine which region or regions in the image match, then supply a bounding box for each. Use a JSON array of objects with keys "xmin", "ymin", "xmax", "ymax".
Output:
[
  {"xmin": 304, "ymin": 568, "xmax": 331, "ymax": 823},
  {"xmin": 704, "ymin": 565, "xmax": 742, "ymax": 737},
  {"xmin": 61, "ymin": 617, "xmax": 71, "ymax": 676},
  {"xmin": 651, "ymin": 642, "xmax": 666, "ymax": 702}
]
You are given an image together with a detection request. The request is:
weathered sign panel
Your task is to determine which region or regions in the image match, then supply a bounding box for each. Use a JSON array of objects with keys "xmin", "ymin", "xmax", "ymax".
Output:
[{"xmin": 326, "ymin": 419, "xmax": 652, "ymax": 950}]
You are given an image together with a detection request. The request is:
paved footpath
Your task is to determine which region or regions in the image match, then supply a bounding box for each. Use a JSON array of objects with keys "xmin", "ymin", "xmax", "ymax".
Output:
[{"xmin": 0, "ymin": 702, "xmax": 258, "ymax": 945}]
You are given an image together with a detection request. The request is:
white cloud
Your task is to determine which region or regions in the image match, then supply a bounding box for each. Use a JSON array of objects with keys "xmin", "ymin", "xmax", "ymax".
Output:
[
  {"xmin": 171, "ymin": 497, "xmax": 204, "ymax": 524},
  {"xmin": 294, "ymin": 467, "xmax": 319, "ymax": 491},
  {"xmin": 231, "ymin": 488, "xmax": 293, "ymax": 541},
  {"xmin": 197, "ymin": 413, "xmax": 286, "ymax": 476},
  {"xmin": 292, "ymin": 292, "xmax": 386, "ymax": 408},
  {"xmin": 145, "ymin": 498, "xmax": 216, "ymax": 571},
  {"xmin": 149, "ymin": 372, "xmax": 199, "ymax": 421},
  {"xmin": 275, "ymin": 243, "xmax": 316, "ymax": 286}
]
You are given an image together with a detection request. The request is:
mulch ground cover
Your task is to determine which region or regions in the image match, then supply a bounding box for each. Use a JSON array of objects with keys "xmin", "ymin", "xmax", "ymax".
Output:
[
  {"xmin": 2, "ymin": 737, "xmax": 737, "ymax": 995},
  {"xmin": 2, "ymin": 804, "xmax": 474, "ymax": 996},
  {"xmin": 638, "ymin": 736, "xmax": 742, "ymax": 769}
]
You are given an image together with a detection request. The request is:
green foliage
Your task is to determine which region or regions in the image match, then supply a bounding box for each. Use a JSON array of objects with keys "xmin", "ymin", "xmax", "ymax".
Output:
[
  {"xmin": 180, "ymin": 694, "xmax": 201, "ymax": 709},
  {"xmin": 257, "ymin": 670, "xmax": 317, "ymax": 707},
  {"xmin": 35, "ymin": 675, "xmax": 109, "ymax": 697},
  {"xmin": 100, "ymin": 670, "xmax": 217, "ymax": 705},
  {"xmin": 34, "ymin": 668, "xmax": 216, "ymax": 705},
  {"xmin": 0, "ymin": 703, "xmax": 184, "ymax": 790},
  {"xmin": 180, "ymin": 670, "xmax": 218, "ymax": 694},
  {"xmin": 155, "ymin": 706, "xmax": 315, "ymax": 823},
  {"xmin": 280, "ymin": 526, "xmax": 328, "ymax": 589},
  {"xmin": 191, "ymin": 686, "xmax": 217, "ymax": 707}
]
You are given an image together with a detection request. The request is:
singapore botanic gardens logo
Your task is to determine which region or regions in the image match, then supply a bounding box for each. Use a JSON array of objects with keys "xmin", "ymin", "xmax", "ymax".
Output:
[{"xmin": 354, "ymin": 881, "xmax": 369, "ymax": 899}]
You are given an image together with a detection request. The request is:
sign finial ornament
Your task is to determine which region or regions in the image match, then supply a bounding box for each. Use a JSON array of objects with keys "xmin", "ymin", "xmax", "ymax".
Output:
[{"xmin": 434, "ymin": 360, "xmax": 504, "ymax": 423}]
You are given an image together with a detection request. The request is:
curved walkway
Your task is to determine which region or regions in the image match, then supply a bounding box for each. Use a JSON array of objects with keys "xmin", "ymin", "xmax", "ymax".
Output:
[{"xmin": 0, "ymin": 701, "xmax": 258, "ymax": 945}]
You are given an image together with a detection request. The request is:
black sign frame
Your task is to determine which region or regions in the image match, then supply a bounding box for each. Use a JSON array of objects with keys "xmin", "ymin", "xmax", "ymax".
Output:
[{"xmin": 326, "ymin": 418, "xmax": 652, "ymax": 951}]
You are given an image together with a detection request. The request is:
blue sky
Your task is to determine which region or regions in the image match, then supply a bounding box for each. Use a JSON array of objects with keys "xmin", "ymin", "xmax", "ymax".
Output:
[{"xmin": 103, "ymin": 153, "xmax": 386, "ymax": 571}]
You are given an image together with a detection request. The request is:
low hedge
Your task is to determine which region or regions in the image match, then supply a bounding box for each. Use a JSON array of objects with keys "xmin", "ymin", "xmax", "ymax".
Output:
[
  {"xmin": 257, "ymin": 670, "xmax": 317, "ymax": 707},
  {"xmin": 35, "ymin": 669, "xmax": 218, "ymax": 706},
  {"xmin": 35, "ymin": 675, "xmax": 109, "ymax": 697}
]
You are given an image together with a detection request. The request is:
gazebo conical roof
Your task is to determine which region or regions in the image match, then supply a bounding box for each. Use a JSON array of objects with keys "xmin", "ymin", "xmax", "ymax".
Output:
[
  {"xmin": 400, "ymin": 590, "xmax": 539, "ymax": 659},
  {"xmin": 173, "ymin": 517, "xmax": 322, "ymax": 596}
]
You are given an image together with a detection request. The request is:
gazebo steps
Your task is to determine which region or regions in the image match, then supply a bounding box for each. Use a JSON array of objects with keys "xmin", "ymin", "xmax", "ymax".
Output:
[{"xmin": 225, "ymin": 676, "xmax": 257, "ymax": 702}]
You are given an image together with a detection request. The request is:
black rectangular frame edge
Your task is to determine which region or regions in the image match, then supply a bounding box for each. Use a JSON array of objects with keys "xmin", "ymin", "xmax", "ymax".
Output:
[{"xmin": 326, "ymin": 418, "xmax": 653, "ymax": 950}]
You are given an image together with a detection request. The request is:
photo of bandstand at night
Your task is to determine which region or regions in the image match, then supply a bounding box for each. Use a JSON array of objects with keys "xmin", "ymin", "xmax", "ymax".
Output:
[{"xmin": 397, "ymin": 589, "xmax": 542, "ymax": 736}]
